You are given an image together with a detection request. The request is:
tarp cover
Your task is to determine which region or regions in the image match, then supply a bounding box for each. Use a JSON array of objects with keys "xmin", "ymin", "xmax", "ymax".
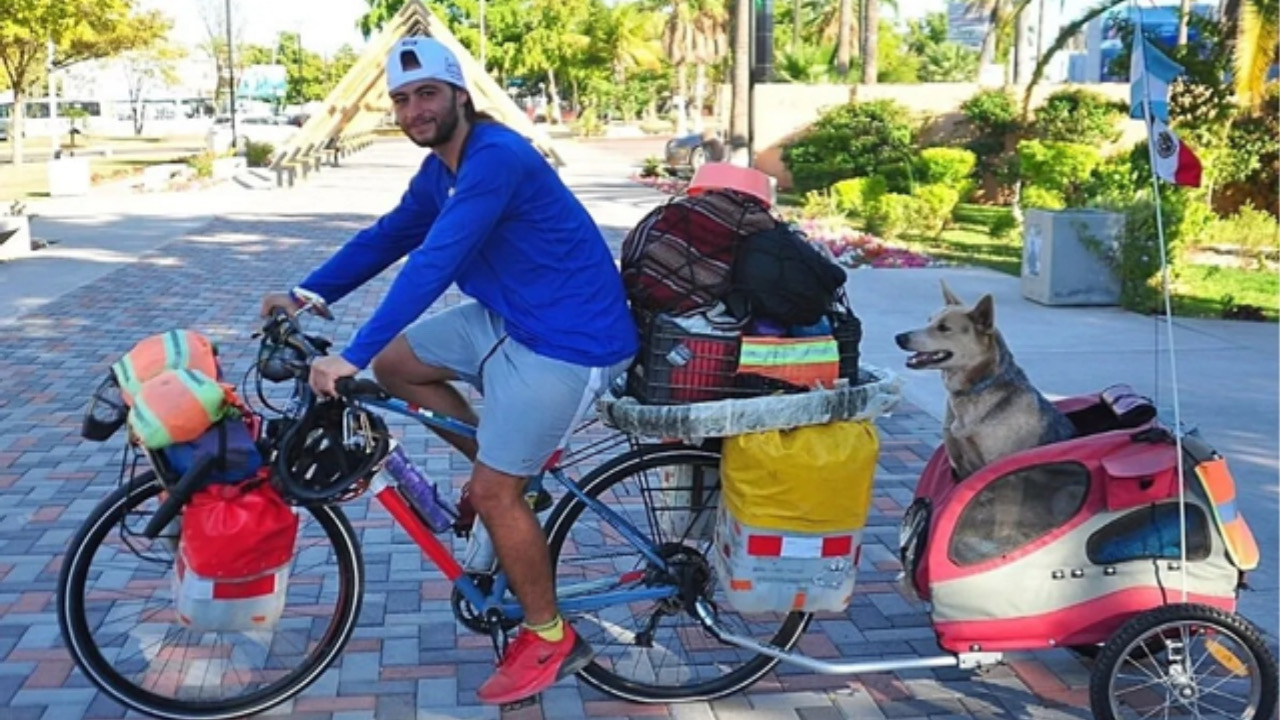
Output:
[{"xmin": 599, "ymin": 365, "xmax": 901, "ymax": 441}]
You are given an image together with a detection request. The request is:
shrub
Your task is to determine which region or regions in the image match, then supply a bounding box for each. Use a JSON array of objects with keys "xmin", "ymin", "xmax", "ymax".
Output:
[
  {"xmin": 801, "ymin": 188, "xmax": 841, "ymax": 219},
  {"xmin": 831, "ymin": 175, "xmax": 888, "ymax": 219},
  {"xmin": 917, "ymin": 147, "xmax": 977, "ymax": 187},
  {"xmin": 782, "ymin": 99, "xmax": 917, "ymax": 193},
  {"xmin": 186, "ymin": 152, "xmax": 215, "ymax": 179},
  {"xmin": 640, "ymin": 156, "xmax": 665, "ymax": 178},
  {"xmin": 1080, "ymin": 152, "xmax": 1141, "ymax": 208},
  {"xmin": 1031, "ymin": 88, "xmax": 1126, "ymax": 146},
  {"xmin": 865, "ymin": 193, "xmax": 917, "ymax": 240},
  {"xmin": 959, "ymin": 88, "xmax": 1023, "ymax": 202},
  {"xmin": 988, "ymin": 208, "xmax": 1021, "ymax": 240},
  {"xmin": 961, "ymin": 88, "xmax": 1020, "ymax": 137},
  {"xmin": 574, "ymin": 107, "xmax": 605, "ymax": 138},
  {"xmin": 1020, "ymin": 186, "xmax": 1066, "ymax": 211},
  {"xmin": 911, "ymin": 183, "xmax": 961, "ymax": 235},
  {"xmin": 1199, "ymin": 204, "xmax": 1280, "ymax": 266},
  {"xmin": 1017, "ymin": 140, "xmax": 1102, "ymax": 207},
  {"xmin": 245, "ymin": 140, "xmax": 275, "ymax": 168}
]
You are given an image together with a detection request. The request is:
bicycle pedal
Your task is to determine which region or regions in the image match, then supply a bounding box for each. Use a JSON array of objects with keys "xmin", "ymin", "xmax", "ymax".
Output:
[{"xmin": 501, "ymin": 694, "xmax": 540, "ymax": 711}]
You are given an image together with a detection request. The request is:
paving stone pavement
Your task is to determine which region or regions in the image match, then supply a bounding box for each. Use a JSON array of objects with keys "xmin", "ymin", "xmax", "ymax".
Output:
[{"xmin": 1, "ymin": 140, "xmax": 1112, "ymax": 720}]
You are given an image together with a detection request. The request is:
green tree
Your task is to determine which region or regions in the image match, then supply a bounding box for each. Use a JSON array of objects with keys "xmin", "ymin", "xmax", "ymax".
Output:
[
  {"xmin": 905, "ymin": 13, "xmax": 979, "ymax": 81},
  {"xmin": 196, "ymin": 0, "xmax": 246, "ymax": 109},
  {"xmin": 658, "ymin": 0, "xmax": 728, "ymax": 133},
  {"xmin": 325, "ymin": 44, "xmax": 360, "ymax": 97},
  {"xmin": 514, "ymin": 0, "xmax": 593, "ymax": 125},
  {"xmin": 0, "ymin": 0, "xmax": 168, "ymax": 165},
  {"xmin": 358, "ymin": 0, "xmax": 406, "ymax": 39},
  {"xmin": 120, "ymin": 42, "xmax": 186, "ymax": 136}
]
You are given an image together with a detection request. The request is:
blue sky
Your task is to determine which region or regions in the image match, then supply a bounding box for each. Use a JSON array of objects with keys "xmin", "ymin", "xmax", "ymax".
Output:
[{"xmin": 144, "ymin": 0, "xmax": 372, "ymax": 55}]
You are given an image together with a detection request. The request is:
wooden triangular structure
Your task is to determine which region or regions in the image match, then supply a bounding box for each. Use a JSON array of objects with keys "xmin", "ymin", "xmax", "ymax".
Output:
[{"xmin": 270, "ymin": 0, "xmax": 562, "ymax": 178}]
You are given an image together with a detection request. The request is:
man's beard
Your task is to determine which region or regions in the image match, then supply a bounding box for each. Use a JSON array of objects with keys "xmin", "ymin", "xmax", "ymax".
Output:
[{"xmin": 405, "ymin": 95, "xmax": 461, "ymax": 149}]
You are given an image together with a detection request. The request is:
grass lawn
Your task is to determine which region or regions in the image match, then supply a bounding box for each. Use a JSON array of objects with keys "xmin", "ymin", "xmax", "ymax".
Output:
[
  {"xmin": 1, "ymin": 155, "xmax": 199, "ymax": 199},
  {"xmin": 2, "ymin": 133, "xmax": 207, "ymax": 198},
  {"xmin": 1172, "ymin": 264, "xmax": 1279, "ymax": 321}
]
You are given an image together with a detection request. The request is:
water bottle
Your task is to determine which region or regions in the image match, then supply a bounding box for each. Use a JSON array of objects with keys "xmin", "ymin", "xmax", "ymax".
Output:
[{"xmin": 379, "ymin": 441, "xmax": 458, "ymax": 534}]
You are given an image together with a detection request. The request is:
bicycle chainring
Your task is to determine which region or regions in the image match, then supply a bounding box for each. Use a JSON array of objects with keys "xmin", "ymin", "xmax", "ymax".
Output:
[{"xmin": 451, "ymin": 573, "xmax": 520, "ymax": 635}]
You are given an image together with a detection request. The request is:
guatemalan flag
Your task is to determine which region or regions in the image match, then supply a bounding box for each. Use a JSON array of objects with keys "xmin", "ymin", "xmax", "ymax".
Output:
[{"xmin": 1129, "ymin": 36, "xmax": 1203, "ymax": 188}]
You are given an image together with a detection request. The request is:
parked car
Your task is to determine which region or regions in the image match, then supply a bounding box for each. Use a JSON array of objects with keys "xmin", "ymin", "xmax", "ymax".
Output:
[
  {"xmin": 664, "ymin": 132, "xmax": 726, "ymax": 176},
  {"xmin": 205, "ymin": 115, "xmax": 297, "ymax": 154}
]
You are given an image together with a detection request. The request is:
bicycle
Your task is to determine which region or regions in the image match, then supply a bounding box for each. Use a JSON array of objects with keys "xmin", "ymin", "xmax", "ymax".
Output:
[{"xmin": 56, "ymin": 303, "xmax": 814, "ymax": 720}]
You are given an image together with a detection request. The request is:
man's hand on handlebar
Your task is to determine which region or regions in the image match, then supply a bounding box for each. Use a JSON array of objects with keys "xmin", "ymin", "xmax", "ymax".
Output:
[
  {"xmin": 310, "ymin": 355, "xmax": 359, "ymax": 398},
  {"xmin": 260, "ymin": 292, "xmax": 301, "ymax": 319}
]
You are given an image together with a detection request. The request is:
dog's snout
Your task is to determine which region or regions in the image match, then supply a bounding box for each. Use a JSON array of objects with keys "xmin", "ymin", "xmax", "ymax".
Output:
[{"xmin": 894, "ymin": 332, "xmax": 913, "ymax": 350}]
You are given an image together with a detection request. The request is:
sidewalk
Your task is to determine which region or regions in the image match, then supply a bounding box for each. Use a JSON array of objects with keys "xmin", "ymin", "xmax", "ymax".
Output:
[{"xmin": 0, "ymin": 137, "xmax": 1273, "ymax": 720}]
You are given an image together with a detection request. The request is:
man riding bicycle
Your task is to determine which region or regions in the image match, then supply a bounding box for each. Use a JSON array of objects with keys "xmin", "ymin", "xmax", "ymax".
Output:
[{"xmin": 260, "ymin": 37, "xmax": 638, "ymax": 704}]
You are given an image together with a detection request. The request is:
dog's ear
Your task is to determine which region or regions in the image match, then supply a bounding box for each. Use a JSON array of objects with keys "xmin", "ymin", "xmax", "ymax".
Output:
[
  {"xmin": 969, "ymin": 294, "xmax": 995, "ymax": 334},
  {"xmin": 940, "ymin": 280, "xmax": 964, "ymax": 306}
]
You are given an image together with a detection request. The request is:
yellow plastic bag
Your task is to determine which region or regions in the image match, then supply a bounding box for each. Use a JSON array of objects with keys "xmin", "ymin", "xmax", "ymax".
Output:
[{"xmin": 721, "ymin": 420, "xmax": 878, "ymax": 533}]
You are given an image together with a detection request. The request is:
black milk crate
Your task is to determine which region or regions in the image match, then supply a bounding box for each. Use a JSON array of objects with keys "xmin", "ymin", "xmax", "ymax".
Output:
[
  {"xmin": 628, "ymin": 314, "xmax": 743, "ymax": 405},
  {"xmin": 627, "ymin": 311, "xmax": 864, "ymax": 406}
]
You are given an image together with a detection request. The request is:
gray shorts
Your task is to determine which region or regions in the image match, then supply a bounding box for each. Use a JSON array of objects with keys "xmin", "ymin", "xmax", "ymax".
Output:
[{"xmin": 404, "ymin": 302, "xmax": 632, "ymax": 476}]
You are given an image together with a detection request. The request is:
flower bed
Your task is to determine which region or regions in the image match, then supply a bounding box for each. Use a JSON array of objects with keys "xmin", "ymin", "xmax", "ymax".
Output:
[
  {"xmin": 793, "ymin": 218, "xmax": 942, "ymax": 269},
  {"xmin": 630, "ymin": 173, "xmax": 688, "ymax": 195}
]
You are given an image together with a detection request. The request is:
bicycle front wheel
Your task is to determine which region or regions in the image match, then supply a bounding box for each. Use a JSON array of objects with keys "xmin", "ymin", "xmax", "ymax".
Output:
[
  {"xmin": 545, "ymin": 444, "xmax": 811, "ymax": 703},
  {"xmin": 57, "ymin": 472, "xmax": 364, "ymax": 720}
]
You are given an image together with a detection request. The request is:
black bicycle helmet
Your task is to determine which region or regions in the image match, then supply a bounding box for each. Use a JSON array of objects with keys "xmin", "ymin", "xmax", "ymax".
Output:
[{"xmin": 272, "ymin": 399, "xmax": 389, "ymax": 504}]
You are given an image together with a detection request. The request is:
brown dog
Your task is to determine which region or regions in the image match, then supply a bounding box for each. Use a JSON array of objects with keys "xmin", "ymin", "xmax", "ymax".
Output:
[{"xmin": 894, "ymin": 281, "xmax": 1076, "ymax": 479}]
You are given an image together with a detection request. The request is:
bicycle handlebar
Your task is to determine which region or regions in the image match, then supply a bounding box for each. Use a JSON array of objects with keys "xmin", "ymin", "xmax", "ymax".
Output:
[{"xmin": 335, "ymin": 377, "xmax": 390, "ymax": 400}]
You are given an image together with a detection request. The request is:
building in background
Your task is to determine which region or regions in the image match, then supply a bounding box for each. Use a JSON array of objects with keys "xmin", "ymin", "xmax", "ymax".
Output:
[
  {"xmin": 1076, "ymin": 2, "xmax": 1217, "ymax": 82},
  {"xmin": 946, "ymin": 0, "xmax": 1069, "ymax": 84}
]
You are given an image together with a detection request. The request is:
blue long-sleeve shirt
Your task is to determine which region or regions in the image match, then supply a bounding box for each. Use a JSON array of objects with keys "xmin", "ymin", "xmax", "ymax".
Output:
[{"xmin": 299, "ymin": 123, "xmax": 639, "ymax": 370}]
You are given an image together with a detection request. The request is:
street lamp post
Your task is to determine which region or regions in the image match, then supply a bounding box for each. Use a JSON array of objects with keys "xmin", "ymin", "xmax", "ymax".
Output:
[{"xmin": 225, "ymin": 0, "xmax": 238, "ymax": 151}]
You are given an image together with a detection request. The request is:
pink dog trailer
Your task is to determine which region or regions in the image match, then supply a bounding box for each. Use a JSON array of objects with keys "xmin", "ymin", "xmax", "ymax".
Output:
[{"xmin": 899, "ymin": 390, "xmax": 1261, "ymax": 654}]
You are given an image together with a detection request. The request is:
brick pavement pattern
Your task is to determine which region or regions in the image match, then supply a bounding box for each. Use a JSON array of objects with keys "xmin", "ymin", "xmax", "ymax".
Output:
[{"xmin": 0, "ymin": 143, "xmax": 1099, "ymax": 720}]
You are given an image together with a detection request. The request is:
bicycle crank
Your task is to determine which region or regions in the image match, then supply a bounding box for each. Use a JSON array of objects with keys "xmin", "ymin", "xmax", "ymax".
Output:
[{"xmin": 451, "ymin": 573, "xmax": 519, "ymax": 635}]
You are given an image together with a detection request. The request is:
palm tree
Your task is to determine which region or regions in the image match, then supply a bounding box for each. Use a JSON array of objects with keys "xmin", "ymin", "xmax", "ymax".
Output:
[
  {"xmin": 661, "ymin": 0, "xmax": 697, "ymax": 134},
  {"xmin": 967, "ymin": 0, "xmax": 1009, "ymax": 70},
  {"xmin": 861, "ymin": 0, "xmax": 879, "ymax": 83},
  {"xmin": 729, "ymin": 0, "xmax": 750, "ymax": 164},
  {"xmin": 1179, "ymin": 0, "xmax": 1193, "ymax": 45},
  {"xmin": 688, "ymin": 0, "xmax": 729, "ymax": 132},
  {"xmin": 605, "ymin": 2, "xmax": 665, "ymax": 84},
  {"xmin": 1233, "ymin": 0, "xmax": 1279, "ymax": 108},
  {"xmin": 836, "ymin": 0, "xmax": 855, "ymax": 77}
]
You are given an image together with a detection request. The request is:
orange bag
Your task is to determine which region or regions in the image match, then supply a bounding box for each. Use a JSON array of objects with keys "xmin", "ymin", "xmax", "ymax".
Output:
[
  {"xmin": 127, "ymin": 369, "xmax": 231, "ymax": 449},
  {"xmin": 112, "ymin": 329, "xmax": 220, "ymax": 403}
]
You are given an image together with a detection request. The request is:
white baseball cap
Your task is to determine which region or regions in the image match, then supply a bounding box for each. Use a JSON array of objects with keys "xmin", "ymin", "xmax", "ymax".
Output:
[{"xmin": 386, "ymin": 37, "xmax": 467, "ymax": 94}]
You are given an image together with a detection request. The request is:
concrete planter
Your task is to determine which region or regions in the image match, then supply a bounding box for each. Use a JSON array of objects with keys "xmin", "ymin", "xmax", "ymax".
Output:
[
  {"xmin": 1021, "ymin": 208, "xmax": 1123, "ymax": 306},
  {"xmin": 0, "ymin": 215, "xmax": 33, "ymax": 262},
  {"xmin": 47, "ymin": 156, "xmax": 91, "ymax": 197}
]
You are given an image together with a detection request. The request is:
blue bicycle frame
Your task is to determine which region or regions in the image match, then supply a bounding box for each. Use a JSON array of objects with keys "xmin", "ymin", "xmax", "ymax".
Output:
[{"xmin": 352, "ymin": 395, "xmax": 678, "ymax": 623}]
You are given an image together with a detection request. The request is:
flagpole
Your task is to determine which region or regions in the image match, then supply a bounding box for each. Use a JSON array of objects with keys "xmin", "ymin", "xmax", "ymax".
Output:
[{"xmin": 1132, "ymin": 2, "xmax": 1189, "ymax": 603}]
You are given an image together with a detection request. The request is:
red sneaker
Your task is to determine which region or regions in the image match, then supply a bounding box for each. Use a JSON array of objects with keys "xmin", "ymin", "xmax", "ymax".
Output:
[{"xmin": 476, "ymin": 622, "xmax": 594, "ymax": 705}]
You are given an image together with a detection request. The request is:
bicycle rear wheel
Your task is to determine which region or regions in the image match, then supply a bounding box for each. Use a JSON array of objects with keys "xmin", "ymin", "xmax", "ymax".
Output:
[
  {"xmin": 57, "ymin": 472, "xmax": 364, "ymax": 720},
  {"xmin": 545, "ymin": 444, "xmax": 811, "ymax": 703}
]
